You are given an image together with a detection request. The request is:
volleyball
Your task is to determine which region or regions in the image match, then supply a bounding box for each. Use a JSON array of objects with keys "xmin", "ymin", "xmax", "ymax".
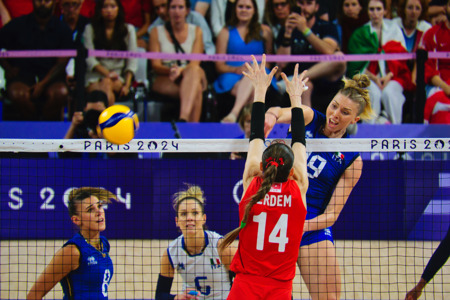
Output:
[{"xmin": 97, "ymin": 105, "xmax": 139, "ymax": 145}]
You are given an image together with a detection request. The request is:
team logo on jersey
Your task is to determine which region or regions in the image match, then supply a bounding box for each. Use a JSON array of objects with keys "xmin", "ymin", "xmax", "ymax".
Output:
[
  {"xmin": 177, "ymin": 263, "xmax": 185, "ymax": 271},
  {"xmin": 332, "ymin": 152, "xmax": 345, "ymax": 164},
  {"xmin": 269, "ymin": 183, "xmax": 282, "ymax": 193},
  {"xmin": 87, "ymin": 256, "xmax": 98, "ymax": 266},
  {"xmin": 210, "ymin": 258, "xmax": 222, "ymax": 269},
  {"xmin": 306, "ymin": 130, "xmax": 313, "ymax": 139}
]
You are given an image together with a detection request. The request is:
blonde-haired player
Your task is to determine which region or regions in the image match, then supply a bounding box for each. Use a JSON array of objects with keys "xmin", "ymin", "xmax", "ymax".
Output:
[{"xmin": 155, "ymin": 184, "xmax": 237, "ymax": 299}]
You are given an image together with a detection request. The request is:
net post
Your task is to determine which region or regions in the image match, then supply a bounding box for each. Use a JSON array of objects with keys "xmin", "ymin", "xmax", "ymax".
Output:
[{"xmin": 414, "ymin": 49, "xmax": 428, "ymax": 123}]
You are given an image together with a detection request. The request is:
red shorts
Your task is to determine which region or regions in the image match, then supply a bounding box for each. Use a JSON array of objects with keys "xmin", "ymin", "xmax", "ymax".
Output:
[{"xmin": 227, "ymin": 273, "xmax": 292, "ymax": 300}]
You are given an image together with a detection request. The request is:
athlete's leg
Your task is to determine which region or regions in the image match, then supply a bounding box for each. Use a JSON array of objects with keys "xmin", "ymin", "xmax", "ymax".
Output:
[
  {"xmin": 179, "ymin": 65, "xmax": 205, "ymax": 122},
  {"xmin": 223, "ymin": 75, "xmax": 254, "ymax": 123},
  {"xmin": 298, "ymin": 240, "xmax": 341, "ymax": 300}
]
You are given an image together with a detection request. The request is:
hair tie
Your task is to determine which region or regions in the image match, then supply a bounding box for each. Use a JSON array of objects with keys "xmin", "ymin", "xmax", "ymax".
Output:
[{"xmin": 265, "ymin": 157, "xmax": 285, "ymax": 169}]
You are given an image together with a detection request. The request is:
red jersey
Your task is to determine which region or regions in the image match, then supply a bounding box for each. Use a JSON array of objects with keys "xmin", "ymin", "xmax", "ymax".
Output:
[
  {"xmin": 419, "ymin": 22, "xmax": 450, "ymax": 85},
  {"xmin": 230, "ymin": 177, "xmax": 307, "ymax": 281},
  {"xmin": 3, "ymin": 0, "xmax": 33, "ymax": 19},
  {"xmin": 80, "ymin": 0, "xmax": 96, "ymax": 18},
  {"xmin": 120, "ymin": 0, "xmax": 151, "ymax": 28}
]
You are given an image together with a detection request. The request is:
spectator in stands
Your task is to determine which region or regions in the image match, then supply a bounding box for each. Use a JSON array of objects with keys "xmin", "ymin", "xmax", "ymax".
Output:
[
  {"xmin": 210, "ymin": 0, "xmax": 231, "ymax": 37},
  {"xmin": 337, "ymin": 0, "xmax": 369, "ymax": 54},
  {"xmin": 394, "ymin": 0, "xmax": 431, "ymax": 53},
  {"xmin": 214, "ymin": 0, "xmax": 275, "ymax": 123},
  {"xmin": 0, "ymin": 0, "xmax": 33, "ymax": 28},
  {"xmin": 0, "ymin": 0, "xmax": 73, "ymax": 120},
  {"xmin": 60, "ymin": 0, "xmax": 90, "ymax": 43},
  {"xmin": 62, "ymin": 90, "xmax": 138, "ymax": 158},
  {"xmin": 428, "ymin": 0, "xmax": 447, "ymax": 25},
  {"xmin": 64, "ymin": 90, "xmax": 108, "ymax": 139},
  {"xmin": 149, "ymin": 0, "xmax": 215, "ymax": 54},
  {"xmin": 120, "ymin": 0, "xmax": 152, "ymax": 48},
  {"xmin": 54, "ymin": 1, "xmax": 96, "ymax": 18},
  {"xmin": 263, "ymin": 0, "xmax": 296, "ymax": 48},
  {"xmin": 419, "ymin": 0, "xmax": 450, "ymax": 124},
  {"xmin": 276, "ymin": 0, "xmax": 346, "ymax": 112},
  {"xmin": 348, "ymin": 0, "xmax": 411, "ymax": 124},
  {"xmin": 60, "ymin": 0, "xmax": 91, "ymax": 118},
  {"xmin": 210, "ymin": 0, "xmax": 265, "ymax": 37},
  {"xmin": 83, "ymin": 0, "xmax": 138, "ymax": 106},
  {"xmin": 392, "ymin": 0, "xmax": 431, "ymax": 122},
  {"xmin": 149, "ymin": 0, "xmax": 206, "ymax": 122}
]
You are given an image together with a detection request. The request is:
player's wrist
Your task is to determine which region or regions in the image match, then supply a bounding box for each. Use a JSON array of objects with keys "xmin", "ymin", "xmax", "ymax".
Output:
[{"xmin": 302, "ymin": 27, "xmax": 312, "ymax": 38}]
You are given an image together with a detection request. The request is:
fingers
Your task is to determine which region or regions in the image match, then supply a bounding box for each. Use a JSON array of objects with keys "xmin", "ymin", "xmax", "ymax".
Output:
[
  {"xmin": 293, "ymin": 63, "xmax": 299, "ymax": 78},
  {"xmin": 251, "ymin": 54, "xmax": 258, "ymax": 69},
  {"xmin": 298, "ymin": 70, "xmax": 307, "ymax": 81},
  {"xmin": 242, "ymin": 62, "xmax": 252, "ymax": 78},
  {"xmin": 260, "ymin": 54, "xmax": 266, "ymax": 70},
  {"xmin": 268, "ymin": 66, "xmax": 278, "ymax": 79}
]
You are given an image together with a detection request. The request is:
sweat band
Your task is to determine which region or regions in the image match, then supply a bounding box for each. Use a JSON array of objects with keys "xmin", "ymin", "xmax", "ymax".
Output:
[
  {"xmin": 291, "ymin": 107, "xmax": 306, "ymax": 147},
  {"xmin": 303, "ymin": 28, "xmax": 312, "ymax": 37},
  {"xmin": 155, "ymin": 274, "xmax": 176, "ymax": 300},
  {"xmin": 249, "ymin": 102, "xmax": 265, "ymax": 142}
]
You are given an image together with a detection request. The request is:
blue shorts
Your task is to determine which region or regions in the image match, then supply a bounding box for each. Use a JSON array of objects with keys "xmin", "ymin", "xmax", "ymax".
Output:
[{"xmin": 300, "ymin": 227, "xmax": 334, "ymax": 247}]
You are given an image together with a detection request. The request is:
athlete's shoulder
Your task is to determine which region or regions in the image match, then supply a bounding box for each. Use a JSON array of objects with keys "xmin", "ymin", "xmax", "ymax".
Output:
[
  {"xmin": 205, "ymin": 230, "xmax": 224, "ymax": 248},
  {"xmin": 168, "ymin": 234, "xmax": 184, "ymax": 249},
  {"xmin": 305, "ymin": 109, "xmax": 325, "ymax": 137},
  {"xmin": 63, "ymin": 232, "xmax": 85, "ymax": 248}
]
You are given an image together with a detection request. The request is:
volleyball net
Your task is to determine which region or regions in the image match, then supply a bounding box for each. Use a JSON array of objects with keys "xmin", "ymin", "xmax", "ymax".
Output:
[{"xmin": 0, "ymin": 137, "xmax": 449, "ymax": 299}]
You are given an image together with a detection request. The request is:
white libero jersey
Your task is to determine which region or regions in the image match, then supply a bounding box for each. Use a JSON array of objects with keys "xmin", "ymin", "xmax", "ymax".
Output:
[{"xmin": 167, "ymin": 230, "xmax": 231, "ymax": 299}]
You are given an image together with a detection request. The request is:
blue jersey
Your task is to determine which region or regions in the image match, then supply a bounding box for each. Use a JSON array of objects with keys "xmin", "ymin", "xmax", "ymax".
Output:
[
  {"xmin": 288, "ymin": 109, "xmax": 359, "ymax": 219},
  {"xmin": 60, "ymin": 233, "xmax": 113, "ymax": 300}
]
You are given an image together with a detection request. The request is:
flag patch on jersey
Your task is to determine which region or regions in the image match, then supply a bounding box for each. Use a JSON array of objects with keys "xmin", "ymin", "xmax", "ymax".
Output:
[
  {"xmin": 269, "ymin": 183, "xmax": 282, "ymax": 193},
  {"xmin": 332, "ymin": 152, "xmax": 345, "ymax": 164},
  {"xmin": 210, "ymin": 258, "xmax": 221, "ymax": 269}
]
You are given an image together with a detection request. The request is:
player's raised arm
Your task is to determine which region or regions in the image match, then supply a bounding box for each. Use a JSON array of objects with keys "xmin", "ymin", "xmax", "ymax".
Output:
[
  {"xmin": 281, "ymin": 64, "xmax": 309, "ymax": 208},
  {"xmin": 242, "ymin": 54, "xmax": 278, "ymax": 192}
]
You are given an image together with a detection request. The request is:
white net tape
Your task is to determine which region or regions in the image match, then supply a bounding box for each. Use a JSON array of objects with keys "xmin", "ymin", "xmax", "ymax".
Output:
[{"xmin": 0, "ymin": 138, "xmax": 449, "ymax": 153}]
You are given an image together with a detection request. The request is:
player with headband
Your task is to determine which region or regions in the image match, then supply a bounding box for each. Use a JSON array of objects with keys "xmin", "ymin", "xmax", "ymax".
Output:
[{"xmin": 219, "ymin": 54, "xmax": 309, "ymax": 299}]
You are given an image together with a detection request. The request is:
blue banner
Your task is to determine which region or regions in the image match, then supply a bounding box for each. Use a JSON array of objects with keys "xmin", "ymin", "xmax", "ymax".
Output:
[{"xmin": 1, "ymin": 158, "xmax": 449, "ymax": 241}]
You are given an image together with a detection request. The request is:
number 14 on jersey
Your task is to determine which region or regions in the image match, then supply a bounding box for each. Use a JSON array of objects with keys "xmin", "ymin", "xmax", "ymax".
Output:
[{"xmin": 253, "ymin": 213, "xmax": 289, "ymax": 252}]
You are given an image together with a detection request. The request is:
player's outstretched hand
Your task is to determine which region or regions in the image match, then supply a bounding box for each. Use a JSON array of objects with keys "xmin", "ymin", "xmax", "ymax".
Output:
[
  {"xmin": 405, "ymin": 286, "xmax": 423, "ymax": 300},
  {"xmin": 281, "ymin": 63, "xmax": 309, "ymax": 107},
  {"xmin": 175, "ymin": 289, "xmax": 199, "ymax": 300},
  {"xmin": 243, "ymin": 54, "xmax": 277, "ymax": 101}
]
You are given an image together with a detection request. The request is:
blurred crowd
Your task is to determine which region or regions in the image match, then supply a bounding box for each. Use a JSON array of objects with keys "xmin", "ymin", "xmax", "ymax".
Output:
[{"xmin": 0, "ymin": 0, "xmax": 449, "ymax": 127}]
